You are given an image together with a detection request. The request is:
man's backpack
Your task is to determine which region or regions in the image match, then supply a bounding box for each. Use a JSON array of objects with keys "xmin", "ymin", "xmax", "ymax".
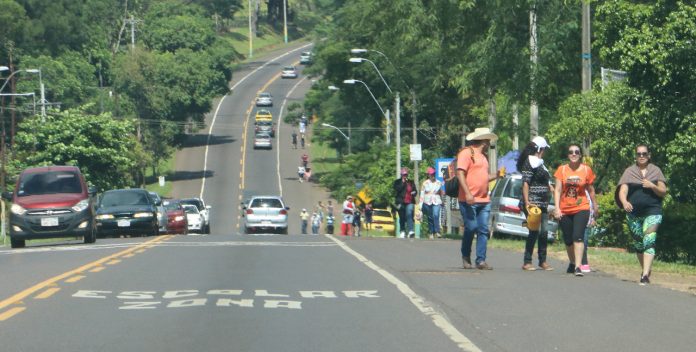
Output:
[{"xmin": 443, "ymin": 147, "xmax": 474, "ymax": 198}]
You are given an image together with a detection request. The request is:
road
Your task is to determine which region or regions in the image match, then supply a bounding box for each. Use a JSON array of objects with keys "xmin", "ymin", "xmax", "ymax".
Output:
[{"xmin": 1, "ymin": 44, "xmax": 695, "ymax": 352}]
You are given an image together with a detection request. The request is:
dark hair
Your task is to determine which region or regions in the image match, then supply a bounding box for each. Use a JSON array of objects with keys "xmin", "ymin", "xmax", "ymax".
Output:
[
  {"xmin": 567, "ymin": 143, "xmax": 583, "ymax": 156},
  {"xmin": 636, "ymin": 144, "xmax": 650, "ymax": 152},
  {"xmin": 516, "ymin": 142, "xmax": 539, "ymax": 171}
]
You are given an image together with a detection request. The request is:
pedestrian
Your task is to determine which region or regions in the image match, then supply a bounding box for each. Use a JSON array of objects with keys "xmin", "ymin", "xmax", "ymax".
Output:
[
  {"xmin": 298, "ymin": 166, "xmax": 306, "ymax": 182},
  {"xmin": 553, "ymin": 143, "xmax": 598, "ymax": 276},
  {"xmin": 581, "ymin": 190, "xmax": 596, "ymax": 273},
  {"xmin": 299, "ymin": 119, "xmax": 306, "ymax": 134},
  {"xmin": 304, "ymin": 167, "xmax": 312, "ymax": 182},
  {"xmin": 311, "ymin": 212, "xmax": 321, "ymax": 235},
  {"xmin": 353, "ymin": 210, "xmax": 362, "ymax": 237},
  {"xmin": 326, "ymin": 214, "xmax": 335, "ymax": 234},
  {"xmin": 301, "ymin": 153, "xmax": 309, "ymax": 168},
  {"xmin": 616, "ymin": 144, "xmax": 667, "ymax": 285},
  {"xmin": 327, "ymin": 200, "xmax": 334, "ymax": 217},
  {"xmin": 300, "ymin": 208, "xmax": 309, "ymax": 234},
  {"xmin": 364, "ymin": 202, "xmax": 374, "ymax": 231},
  {"xmin": 420, "ymin": 166, "xmax": 444, "ymax": 239},
  {"xmin": 517, "ymin": 136, "xmax": 555, "ymax": 271},
  {"xmin": 457, "ymin": 127, "xmax": 500, "ymax": 270},
  {"xmin": 341, "ymin": 195, "xmax": 355, "ymax": 236},
  {"xmin": 393, "ymin": 167, "xmax": 418, "ymax": 238},
  {"xmin": 292, "ymin": 130, "xmax": 298, "ymax": 149}
]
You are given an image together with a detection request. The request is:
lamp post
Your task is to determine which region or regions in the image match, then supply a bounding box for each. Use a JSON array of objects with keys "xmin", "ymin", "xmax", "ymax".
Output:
[
  {"xmin": 322, "ymin": 123, "xmax": 350, "ymax": 154},
  {"xmin": 283, "ymin": 0, "xmax": 288, "ymax": 43},
  {"xmin": 343, "ymin": 79, "xmax": 390, "ymax": 145}
]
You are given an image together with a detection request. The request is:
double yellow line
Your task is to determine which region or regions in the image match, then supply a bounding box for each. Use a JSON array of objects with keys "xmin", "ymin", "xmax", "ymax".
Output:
[{"xmin": 0, "ymin": 235, "xmax": 173, "ymax": 321}]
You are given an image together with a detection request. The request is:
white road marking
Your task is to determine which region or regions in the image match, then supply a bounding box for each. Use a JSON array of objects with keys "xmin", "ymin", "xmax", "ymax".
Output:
[
  {"xmin": 200, "ymin": 43, "xmax": 312, "ymax": 199},
  {"xmin": 277, "ymin": 76, "xmax": 309, "ymax": 198},
  {"xmin": 325, "ymin": 234, "xmax": 483, "ymax": 352}
]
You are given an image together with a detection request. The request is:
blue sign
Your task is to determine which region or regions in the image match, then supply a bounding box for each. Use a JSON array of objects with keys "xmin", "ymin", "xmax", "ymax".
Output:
[{"xmin": 435, "ymin": 158, "xmax": 454, "ymax": 191}]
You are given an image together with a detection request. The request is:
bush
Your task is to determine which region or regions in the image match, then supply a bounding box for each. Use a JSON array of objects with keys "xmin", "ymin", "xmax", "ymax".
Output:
[
  {"xmin": 592, "ymin": 191, "xmax": 630, "ymax": 248},
  {"xmin": 656, "ymin": 202, "xmax": 696, "ymax": 265}
]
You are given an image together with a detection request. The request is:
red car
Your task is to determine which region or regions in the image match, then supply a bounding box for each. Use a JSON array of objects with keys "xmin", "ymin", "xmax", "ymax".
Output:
[{"xmin": 163, "ymin": 199, "xmax": 188, "ymax": 235}]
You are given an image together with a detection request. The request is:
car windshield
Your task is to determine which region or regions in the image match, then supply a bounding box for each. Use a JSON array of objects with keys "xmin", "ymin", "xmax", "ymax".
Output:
[
  {"xmin": 283, "ymin": 66, "xmax": 294, "ymax": 71},
  {"xmin": 181, "ymin": 199, "xmax": 203, "ymax": 210},
  {"xmin": 257, "ymin": 110, "xmax": 271, "ymax": 115},
  {"xmin": 259, "ymin": 93, "xmax": 271, "ymax": 98},
  {"xmin": 373, "ymin": 210, "xmax": 392, "ymax": 218},
  {"xmin": 17, "ymin": 171, "xmax": 82, "ymax": 196},
  {"xmin": 301, "ymin": 52, "xmax": 310, "ymax": 56},
  {"xmin": 250, "ymin": 198, "xmax": 283, "ymax": 208},
  {"xmin": 257, "ymin": 121, "xmax": 272, "ymax": 126},
  {"xmin": 183, "ymin": 205, "xmax": 199, "ymax": 214},
  {"xmin": 100, "ymin": 191, "xmax": 150, "ymax": 207},
  {"xmin": 163, "ymin": 201, "xmax": 181, "ymax": 211}
]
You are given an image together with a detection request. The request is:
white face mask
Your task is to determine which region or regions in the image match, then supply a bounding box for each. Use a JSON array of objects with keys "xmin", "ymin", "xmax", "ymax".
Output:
[{"xmin": 528, "ymin": 155, "xmax": 544, "ymax": 168}]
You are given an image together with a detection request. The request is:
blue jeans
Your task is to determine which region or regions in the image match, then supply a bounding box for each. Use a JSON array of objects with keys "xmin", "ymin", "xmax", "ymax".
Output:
[
  {"xmin": 398, "ymin": 203, "xmax": 415, "ymax": 234},
  {"xmin": 459, "ymin": 202, "xmax": 491, "ymax": 265},
  {"xmin": 422, "ymin": 203, "xmax": 441, "ymax": 234}
]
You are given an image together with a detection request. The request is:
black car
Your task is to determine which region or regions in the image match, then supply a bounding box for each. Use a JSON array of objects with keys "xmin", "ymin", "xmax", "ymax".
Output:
[{"xmin": 95, "ymin": 189, "xmax": 159, "ymax": 237}]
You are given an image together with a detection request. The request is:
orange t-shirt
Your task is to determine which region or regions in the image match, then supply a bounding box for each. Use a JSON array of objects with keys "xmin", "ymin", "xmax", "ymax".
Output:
[
  {"xmin": 553, "ymin": 164, "xmax": 595, "ymax": 214},
  {"xmin": 457, "ymin": 148, "xmax": 490, "ymax": 203}
]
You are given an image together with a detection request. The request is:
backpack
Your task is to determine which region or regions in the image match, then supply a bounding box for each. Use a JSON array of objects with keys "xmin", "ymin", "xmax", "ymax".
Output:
[{"xmin": 444, "ymin": 147, "xmax": 474, "ymax": 198}]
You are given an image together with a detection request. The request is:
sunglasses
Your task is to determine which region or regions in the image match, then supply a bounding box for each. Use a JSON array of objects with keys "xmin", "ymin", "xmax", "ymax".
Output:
[
  {"xmin": 568, "ymin": 150, "xmax": 581, "ymax": 155},
  {"xmin": 636, "ymin": 152, "xmax": 649, "ymax": 157}
]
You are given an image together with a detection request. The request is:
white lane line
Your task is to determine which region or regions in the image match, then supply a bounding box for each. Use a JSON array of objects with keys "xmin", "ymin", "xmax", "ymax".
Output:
[
  {"xmin": 277, "ymin": 76, "xmax": 308, "ymax": 197},
  {"xmin": 325, "ymin": 235, "xmax": 482, "ymax": 352},
  {"xmin": 199, "ymin": 43, "xmax": 312, "ymax": 199}
]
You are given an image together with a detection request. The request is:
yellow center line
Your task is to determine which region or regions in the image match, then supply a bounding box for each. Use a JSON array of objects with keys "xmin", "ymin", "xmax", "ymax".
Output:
[
  {"xmin": 34, "ymin": 287, "xmax": 61, "ymax": 300},
  {"xmin": 64, "ymin": 275, "xmax": 86, "ymax": 283},
  {"xmin": 0, "ymin": 307, "xmax": 26, "ymax": 321},
  {"xmin": 122, "ymin": 253, "xmax": 135, "ymax": 258},
  {"xmin": 0, "ymin": 235, "xmax": 168, "ymax": 311},
  {"xmin": 89, "ymin": 266, "xmax": 105, "ymax": 273},
  {"xmin": 105, "ymin": 259, "xmax": 121, "ymax": 265}
]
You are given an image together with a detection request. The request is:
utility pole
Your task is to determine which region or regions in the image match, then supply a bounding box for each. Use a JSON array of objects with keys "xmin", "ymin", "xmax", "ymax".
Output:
[
  {"xmin": 347, "ymin": 121, "xmax": 351, "ymax": 154},
  {"xmin": 283, "ymin": 0, "xmax": 288, "ymax": 43},
  {"xmin": 248, "ymin": 0, "xmax": 253, "ymax": 58},
  {"xmin": 385, "ymin": 108, "xmax": 390, "ymax": 145},
  {"xmin": 529, "ymin": 3, "xmax": 539, "ymax": 137},
  {"xmin": 582, "ymin": 1, "xmax": 592, "ymax": 157},
  {"xmin": 125, "ymin": 15, "xmax": 142, "ymax": 50},
  {"xmin": 512, "ymin": 103, "xmax": 520, "ymax": 150},
  {"xmin": 395, "ymin": 93, "xmax": 401, "ymax": 179},
  {"xmin": 488, "ymin": 92, "xmax": 497, "ymax": 175},
  {"xmin": 411, "ymin": 91, "xmax": 419, "ymax": 187}
]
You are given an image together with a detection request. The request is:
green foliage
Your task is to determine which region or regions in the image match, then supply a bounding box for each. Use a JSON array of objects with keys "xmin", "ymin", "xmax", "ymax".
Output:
[
  {"xmin": 665, "ymin": 114, "xmax": 696, "ymax": 203},
  {"xmin": 11, "ymin": 109, "xmax": 142, "ymax": 191},
  {"xmin": 591, "ymin": 190, "xmax": 630, "ymax": 249},
  {"xmin": 658, "ymin": 202, "xmax": 696, "ymax": 265}
]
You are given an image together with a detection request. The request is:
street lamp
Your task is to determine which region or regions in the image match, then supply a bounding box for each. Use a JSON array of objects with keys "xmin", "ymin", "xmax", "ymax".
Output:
[
  {"xmin": 322, "ymin": 123, "xmax": 351, "ymax": 154},
  {"xmin": 343, "ymin": 78, "xmax": 391, "ymax": 145},
  {"xmin": 349, "ymin": 58, "xmax": 392, "ymax": 94},
  {"xmin": 328, "ymin": 85, "xmax": 339, "ymax": 91}
]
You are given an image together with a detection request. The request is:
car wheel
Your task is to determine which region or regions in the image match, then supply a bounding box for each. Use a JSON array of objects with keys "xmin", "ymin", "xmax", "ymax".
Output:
[
  {"xmin": 245, "ymin": 227, "xmax": 252, "ymax": 234},
  {"xmin": 10, "ymin": 237, "xmax": 26, "ymax": 248},
  {"xmin": 204, "ymin": 224, "xmax": 210, "ymax": 234},
  {"xmin": 83, "ymin": 226, "xmax": 97, "ymax": 244},
  {"xmin": 281, "ymin": 227, "xmax": 288, "ymax": 235}
]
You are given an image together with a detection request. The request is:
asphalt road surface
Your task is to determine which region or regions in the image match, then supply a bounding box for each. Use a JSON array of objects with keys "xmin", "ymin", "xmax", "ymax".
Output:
[{"xmin": 1, "ymin": 44, "xmax": 695, "ymax": 352}]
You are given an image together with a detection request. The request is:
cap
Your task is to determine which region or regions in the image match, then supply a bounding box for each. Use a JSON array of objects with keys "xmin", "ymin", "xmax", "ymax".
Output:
[
  {"xmin": 427, "ymin": 167, "xmax": 436, "ymax": 175},
  {"xmin": 400, "ymin": 167, "xmax": 409, "ymax": 175},
  {"xmin": 302, "ymin": 208, "xmax": 307, "ymax": 211},
  {"xmin": 346, "ymin": 195, "xmax": 353, "ymax": 199},
  {"xmin": 532, "ymin": 136, "xmax": 550, "ymax": 149}
]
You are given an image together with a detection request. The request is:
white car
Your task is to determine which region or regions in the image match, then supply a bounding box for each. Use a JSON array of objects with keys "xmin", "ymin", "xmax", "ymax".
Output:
[
  {"xmin": 299, "ymin": 52, "xmax": 313, "ymax": 65},
  {"xmin": 182, "ymin": 204, "xmax": 204, "ymax": 233},
  {"xmin": 242, "ymin": 196, "xmax": 289, "ymax": 234},
  {"xmin": 180, "ymin": 198, "xmax": 211, "ymax": 234},
  {"xmin": 281, "ymin": 66, "xmax": 297, "ymax": 79},
  {"xmin": 255, "ymin": 92, "xmax": 273, "ymax": 107}
]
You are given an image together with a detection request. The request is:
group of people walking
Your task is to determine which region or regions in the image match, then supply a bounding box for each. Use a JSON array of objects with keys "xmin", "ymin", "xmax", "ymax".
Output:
[{"xmin": 454, "ymin": 127, "xmax": 667, "ymax": 285}]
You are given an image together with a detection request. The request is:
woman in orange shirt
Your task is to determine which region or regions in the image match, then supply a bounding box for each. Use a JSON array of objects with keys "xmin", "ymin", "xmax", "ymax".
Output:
[{"xmin": 553, "ymin": 144, "xmax": 599, "ymax": 277}]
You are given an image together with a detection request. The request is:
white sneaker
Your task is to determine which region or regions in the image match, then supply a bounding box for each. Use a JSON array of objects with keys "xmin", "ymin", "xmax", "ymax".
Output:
[
  {"xmin": 408, "ymin": 231, "xmax": 415, "ymax": 238},
  {"xmin": 399, "ymin": 231, "xmax": 405, "ymax": 238}
]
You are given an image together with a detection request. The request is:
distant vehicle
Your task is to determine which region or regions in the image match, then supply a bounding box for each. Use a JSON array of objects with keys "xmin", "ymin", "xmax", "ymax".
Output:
[
  {"xmin": 95, "ymin": 189, "xmax": 159, "ymax": 238},
  {"xmin": 299, "ymin": 51, "xmax": 313, "ymax": 65},
  {"xmin": 368, "ymin": 208, "xmax": 395, "ymax": 234},
  {"xmin": 182, "ymin": 204, "xmax": 204, "ymax": 233},
  {"xmin": 255, "ymin": 109, "xmax": 273, "ymax": 121},
  {"xmin": 2, "ymin": 165, "xmax": 97, "ymax": 248},
  {"xmin": 149, "ymin": 191, "xmax": 168, "ymax": 234},
  {"xmin": 180, "ymin": 197, "xmax": 211, "ymax": 234},
  {"xmin": 488, "ymin": 173, "xmax": 558, "ymax": 241},
  {"xmin": 163, "ymin": 199, "xmax": 188, "ymax": 235},
  {"xmin": 253, "ymin": 132, "xmax": 272, "ymax": 149},
  {"xmin": 281, "ymin": 65, "xmax": 298, "ymax": 78},
  {"xmin": 242, "ymin": 196, "xmax": 289, "ymax": 234},
  {"xmin": 255, "ymin": 92, "xmax": 273, "ymax": 107},
  {"xmin": 255, "ymin": 120, "xmax": 275, "ymax": 137}
]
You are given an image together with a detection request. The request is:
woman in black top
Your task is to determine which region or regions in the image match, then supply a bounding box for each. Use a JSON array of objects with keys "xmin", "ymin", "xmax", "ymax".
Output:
[
  {"xmin": 617, "ymin": 144, "xmax": 667, "ymax": 285},
  {"xmin": 517, "ymin": 136, "xmax": 554, "ymax": 271}
]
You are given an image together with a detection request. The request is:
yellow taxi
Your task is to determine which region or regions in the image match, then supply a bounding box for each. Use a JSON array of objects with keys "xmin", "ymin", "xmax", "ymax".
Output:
[
  {"xmin": 255, "ymin": 109, "xmax": 273, "ymax": 121},
  {"xmin": 366, "ymin": 208, "xmax": 395, "ymax": 235}
]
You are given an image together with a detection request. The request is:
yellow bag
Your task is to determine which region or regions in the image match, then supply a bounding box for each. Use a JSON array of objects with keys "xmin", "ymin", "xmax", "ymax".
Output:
[{"xmin": 526, "ymin": 205, "xmax": 542, "ymax": 231}]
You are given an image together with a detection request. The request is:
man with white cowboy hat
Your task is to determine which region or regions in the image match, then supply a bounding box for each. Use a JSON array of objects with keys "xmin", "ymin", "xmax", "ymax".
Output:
[{"xmin": 457, "ymin": 127, "xmax": 502, "ymax": 270}]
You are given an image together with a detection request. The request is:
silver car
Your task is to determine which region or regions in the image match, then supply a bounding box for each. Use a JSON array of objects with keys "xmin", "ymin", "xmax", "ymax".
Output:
[
  {"xmin": 281, "ymin": 65, "xmax": 297, "ymax": 78},
  {"xmin": 253, "ymin": 132, "xmax": 272, "ymax": 149},
  {"xmin": 149, "ymin": 192, "xmax": 168, "ymax": 234},
  {"xmin": 489, "ymin": 173, "xmax": 558, "ymax": 241},
  {"xmin": 242, "ymin": 196, "xmax": 289, "ymax": 234},
  {"xmin": 182, "ymin": 204, "xmax": 203, "ymax": 233},
  {"xmin": 255, "ymin": 92, "xmax": 273, "ymax": 107},
  {"xmin": 180, "ymin": 197, "xmax": 211, "ymax": 234}
]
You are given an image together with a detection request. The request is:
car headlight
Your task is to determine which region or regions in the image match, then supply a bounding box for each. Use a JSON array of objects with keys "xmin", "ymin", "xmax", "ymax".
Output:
[
  {"xmin": 134, "ymin": 212, "xmax": 153, "ymax": 218},
  {"xmin": 71, "ymin": 199, "xmax": 89, "ymax": 212},
  {"xmin": 174, "ymin": 215, "xmax": 185, "ymax": 221},
  {"xmin": 96, "ymin": 214, "xmax": 114, "ymax": 220},
  {"xmin": 10, "ymin": 204, "xmax": 26, "ymax": 215}
]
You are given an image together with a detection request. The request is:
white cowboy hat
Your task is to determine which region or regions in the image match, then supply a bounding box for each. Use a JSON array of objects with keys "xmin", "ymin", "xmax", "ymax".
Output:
[{"xmin": 466, "ymin": 127, "xmax": 498, "ymax": 142}]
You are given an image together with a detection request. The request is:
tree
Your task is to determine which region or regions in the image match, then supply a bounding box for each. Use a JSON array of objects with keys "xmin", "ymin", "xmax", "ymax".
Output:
[{"xmin": 11, "ymin": 109, "xmax": 142, "ymax": 191}]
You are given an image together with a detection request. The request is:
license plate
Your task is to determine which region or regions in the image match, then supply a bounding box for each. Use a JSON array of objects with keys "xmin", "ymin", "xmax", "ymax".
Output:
[
  {"xmin": 41, "ymin": 217, "xmax": 59, "ymax": 227},
  {"xmin": 262, "ymin": 221, "xmax": 272, "ymax": 225},
  {"xmin": 117, "ymin": 219, "xmax": 131, "ymax": 227}
]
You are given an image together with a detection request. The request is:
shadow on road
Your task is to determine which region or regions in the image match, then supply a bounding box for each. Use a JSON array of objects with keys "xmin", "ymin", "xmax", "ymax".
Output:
[
  {"xmin": 181, "ymin": 134, "xmax": 236, "ymax": 148},
  {"xmin": 168, "ymin": 170, "xmax": 215, "ymax": 182}
]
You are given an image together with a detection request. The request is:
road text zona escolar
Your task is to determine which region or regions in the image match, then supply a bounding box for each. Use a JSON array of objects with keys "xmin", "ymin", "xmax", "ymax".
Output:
[{"xmin": 73, "ymin": 289, "xmax": 380, "ymax": 310}]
